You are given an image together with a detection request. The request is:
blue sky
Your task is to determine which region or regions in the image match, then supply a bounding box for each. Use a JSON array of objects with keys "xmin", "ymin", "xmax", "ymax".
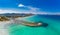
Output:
[{"xmin": 0, "ymin": 0, "xmax": 60, "ymax": 13}]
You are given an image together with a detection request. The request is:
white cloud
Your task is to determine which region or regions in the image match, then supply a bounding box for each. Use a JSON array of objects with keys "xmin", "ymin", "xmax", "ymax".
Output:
[
  {"xmin": 18, "ymin": 4, "xmax": 39, "ymax": 12},
  {"xmin": 0, "ymin": 9, "xmax": 20, "ymax": 14},
  {"xmin": 18, "ymin": 4, "xmax": 25, "ymax": 7},
  {"xmin": 0, "ymin": 8, "xmax": 60, "ymax": 15}
]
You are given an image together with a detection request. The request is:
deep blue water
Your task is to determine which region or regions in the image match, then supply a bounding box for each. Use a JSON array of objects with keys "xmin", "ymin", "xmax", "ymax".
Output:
[{"xmin": 39, "ymin": 15, "xmax": 60, "ymax": 21}]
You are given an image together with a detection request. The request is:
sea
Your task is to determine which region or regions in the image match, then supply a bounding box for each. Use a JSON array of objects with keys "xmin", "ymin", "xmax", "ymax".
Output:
[{"xmin": 8, "ymin": 15, "xmax": 60, "ymax": 35}]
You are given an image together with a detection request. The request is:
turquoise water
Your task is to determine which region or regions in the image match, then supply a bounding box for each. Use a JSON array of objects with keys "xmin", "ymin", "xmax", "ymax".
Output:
[{"xmin": 8, "ymin": 15, "xmax": 60, "ymax": 35}]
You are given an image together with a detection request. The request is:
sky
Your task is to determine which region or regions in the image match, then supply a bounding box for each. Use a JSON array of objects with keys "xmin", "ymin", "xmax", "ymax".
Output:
[{"xmin": 0, "ymin": 0, "xmax": 60, "ymax": 14}]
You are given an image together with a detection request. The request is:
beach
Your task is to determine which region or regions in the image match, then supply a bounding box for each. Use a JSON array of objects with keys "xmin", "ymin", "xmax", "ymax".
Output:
[{"xmin": 0, "ymin": 21, "xmax": 11, "ymax": 35}]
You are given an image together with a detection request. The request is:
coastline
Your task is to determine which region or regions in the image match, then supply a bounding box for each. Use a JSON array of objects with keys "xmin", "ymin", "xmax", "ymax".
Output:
[{"xmin": 0, "ymin": 21, "xmax": 10, "ymax": 35}]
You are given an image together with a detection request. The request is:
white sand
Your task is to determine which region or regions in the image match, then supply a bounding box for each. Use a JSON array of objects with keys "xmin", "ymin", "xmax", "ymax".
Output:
[
  {"xmin": 0, "ymin": 29, "xmax": 9, "ymax": 35},
  {"xmin": 0, "ymin": 21, "xmax": 12, "ymax": 35}
]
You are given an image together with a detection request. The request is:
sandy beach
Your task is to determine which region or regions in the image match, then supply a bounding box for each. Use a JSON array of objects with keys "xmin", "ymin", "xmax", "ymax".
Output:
[
  {"xmin": 0, "ymin": 20, "xmax": 14, "ymax": 35},
  {"xmin": 0, "ymin": 21, "xmax": 9, "ymax": 35}
]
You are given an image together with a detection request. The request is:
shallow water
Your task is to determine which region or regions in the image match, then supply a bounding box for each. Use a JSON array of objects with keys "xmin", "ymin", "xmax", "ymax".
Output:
[{"xmin": 8, "ymin": 15, "xmax": 60, "ymax": 35}]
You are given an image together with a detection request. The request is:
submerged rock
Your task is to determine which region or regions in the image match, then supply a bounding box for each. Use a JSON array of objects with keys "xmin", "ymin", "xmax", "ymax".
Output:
[
  {"xmin": 24, "ymin": 23, "xmax": 42, "ymax": 27},
  {"xmin": 19, "ymin": 21, "xmax": 48, "ymax": 27}
]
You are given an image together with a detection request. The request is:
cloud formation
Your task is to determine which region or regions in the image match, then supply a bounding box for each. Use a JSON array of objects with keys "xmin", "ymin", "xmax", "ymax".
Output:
[
  {"xmin": 18, "ymin": 4, "xmax": 25, "ymax": 7},
  {"xmin": 0, "ymin": 4, "xmax": 60, "ymax": 15}
]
